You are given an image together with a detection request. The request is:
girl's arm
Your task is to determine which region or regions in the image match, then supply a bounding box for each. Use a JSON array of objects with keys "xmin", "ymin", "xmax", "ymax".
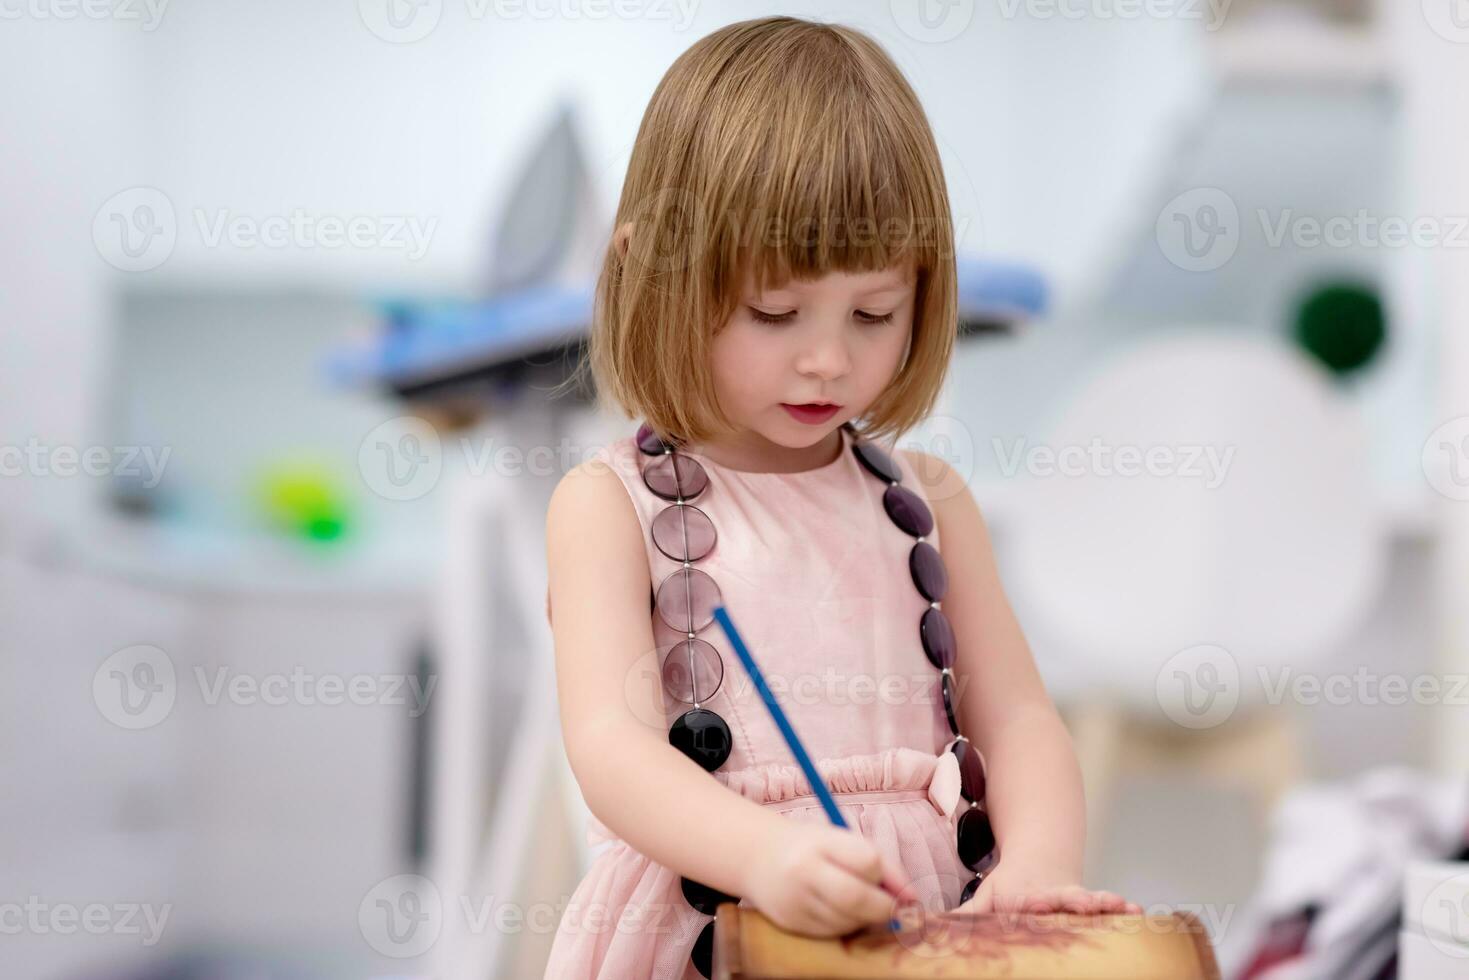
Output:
[
  {"xmin": 546, "ymin": 459, "xmax": 783, "ymax": 900},
  {"xmin": 902, "ymin": 449, "xmax": 1141, "ymax": 915},
  {"xmin": 544, "ymin": 458, "xmax": 913, "ymax": 933}
]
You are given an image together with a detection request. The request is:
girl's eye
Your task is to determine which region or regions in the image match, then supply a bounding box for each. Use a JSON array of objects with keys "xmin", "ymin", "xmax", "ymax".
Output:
[
  {"xmin": 748, "ymin": 307, "xmax": 895, "ymax": 325},
  {"xmin": 748, "ymin": 307, "xmax": 793, "ymax": 325}
]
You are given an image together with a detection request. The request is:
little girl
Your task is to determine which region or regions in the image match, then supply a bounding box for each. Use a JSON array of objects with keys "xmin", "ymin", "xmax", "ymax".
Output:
[{"xmin": 542, "ymin": 15, "xmax": 1141, "ymax": 979}]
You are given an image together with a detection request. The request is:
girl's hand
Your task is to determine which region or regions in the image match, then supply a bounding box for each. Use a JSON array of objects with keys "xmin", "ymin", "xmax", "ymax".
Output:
[
  {"xmin": 741, "ymin": 822, "xmax": 917, "ymax": 937},
  {"xmin": 955, "ymin": 862, "xmax": 1142, "ymax": 916}
]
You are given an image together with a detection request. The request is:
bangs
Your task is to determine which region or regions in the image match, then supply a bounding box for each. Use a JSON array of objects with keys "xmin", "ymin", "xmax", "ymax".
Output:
[{"xmin": 699, "ymin": 30, "xmax": 951, "ymax": 307}]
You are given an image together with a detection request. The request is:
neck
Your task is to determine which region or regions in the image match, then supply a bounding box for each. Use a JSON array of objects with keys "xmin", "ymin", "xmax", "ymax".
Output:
[{"xmin": 690, "ymin": 425, "xmax": 846, "ymax": 474}]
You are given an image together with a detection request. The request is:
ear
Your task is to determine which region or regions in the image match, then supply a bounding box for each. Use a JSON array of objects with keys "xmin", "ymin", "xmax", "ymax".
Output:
[{"xmin": 612, "ymin": 220, "xmax": 635, "ymax": 260}]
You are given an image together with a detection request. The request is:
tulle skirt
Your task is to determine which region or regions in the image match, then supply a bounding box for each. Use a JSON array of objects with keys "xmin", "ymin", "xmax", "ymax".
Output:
[{"xmin": 542, "ymin": 747, "xmax": 968, "ymax": 980}]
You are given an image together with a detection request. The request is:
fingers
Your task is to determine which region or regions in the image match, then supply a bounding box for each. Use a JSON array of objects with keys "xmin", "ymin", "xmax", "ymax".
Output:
[
  {"xmin": 817, "ymin": 831, "xmax": 914, "ymax": 911},
  {"xmin": 819, "ymin": 830, "xmax": 896, "ymax": 887},
  {"xmin": 808, "ymin": 856, "xmax": 901, "ymax": 928},
  {"xmin": 997, "ymin": 887, "xmax": 1143, "ymax": 915}
]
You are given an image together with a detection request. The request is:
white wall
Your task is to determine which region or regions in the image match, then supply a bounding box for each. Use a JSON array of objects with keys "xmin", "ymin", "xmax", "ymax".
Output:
[
  {"xmin": 1385, "ymin": 0, "xmax": 1469, "ymax": 777},
  {"xmin": 0, "ymin": 0, "xmax": 1209, "ymax": 535},
  {"xmin": 0, "ymin": 19, "xmax": 144, "ymax": 531}
]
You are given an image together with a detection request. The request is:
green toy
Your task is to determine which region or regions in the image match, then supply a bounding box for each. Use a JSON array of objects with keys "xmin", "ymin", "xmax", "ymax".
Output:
[
  {"xmin": 1291, "ymin": 280, "xmax": 1387, "ymax": 378},
  {"xmin": 255, "ymin": 460, "xmax": 351, "ymax": 542}
]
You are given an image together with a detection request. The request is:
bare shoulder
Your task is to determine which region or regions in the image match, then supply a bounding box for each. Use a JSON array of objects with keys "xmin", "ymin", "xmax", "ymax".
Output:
[
  {"xmin": 898, "ymin": 448, "xmax": 977, "ymax": 516},
  {"xmin": 544, "ymin": 454, "xmax": 650, "ymax": 626},
  {"xmin": 893, "ymin": 446, "xmax": 963, "ymax": 502},
  {"xmin": 546, "ymin": 455, "xmax": 644, "ymax": 558}
]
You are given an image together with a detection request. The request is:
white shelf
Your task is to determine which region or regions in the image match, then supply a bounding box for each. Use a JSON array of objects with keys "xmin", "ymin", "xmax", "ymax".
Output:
[{"xmin": 36, "ymin": 516, "xmax": 435, "ymax": 597}]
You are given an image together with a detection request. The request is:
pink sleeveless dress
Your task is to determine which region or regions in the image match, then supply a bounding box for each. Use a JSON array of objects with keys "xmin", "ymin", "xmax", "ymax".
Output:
[{"xmin": 543, "ymin": 424, "xmax": 971, "ymax": 980}]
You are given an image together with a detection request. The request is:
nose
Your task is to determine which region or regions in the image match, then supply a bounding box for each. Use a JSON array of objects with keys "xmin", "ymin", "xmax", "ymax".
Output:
[{"xmin": 795, "ymin": 324, "xmax": 851, "ymax": 380}]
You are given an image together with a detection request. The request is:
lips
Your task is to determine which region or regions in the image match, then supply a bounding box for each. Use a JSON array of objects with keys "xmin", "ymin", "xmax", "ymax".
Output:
[{"xmin": 781, "ymin": 402, "xmax": 842, "ymax": 425}]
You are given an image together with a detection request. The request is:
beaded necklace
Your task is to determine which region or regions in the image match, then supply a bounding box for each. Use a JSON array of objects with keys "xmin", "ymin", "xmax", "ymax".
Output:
[{"xmin": 633, "ymin": 419, "xmax": 998, "ymax": 977}]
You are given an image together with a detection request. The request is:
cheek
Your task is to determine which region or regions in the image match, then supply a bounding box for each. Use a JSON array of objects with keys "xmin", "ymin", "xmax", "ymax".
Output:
[
  {"xmin": 712, "ymin": 325, "xmax": 777, "ymax": 401},
  {"xmin": 865, "ymin": 325, "xmax": 912, "ymax": 382}
]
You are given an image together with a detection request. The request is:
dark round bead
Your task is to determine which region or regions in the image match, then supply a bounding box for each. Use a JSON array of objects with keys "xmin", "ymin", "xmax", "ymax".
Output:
[
  {"xmin": 655, "ymin": 566, "xmax": 722, "ymax": 634},
  {"xmin": 652, "ymin": 503, "xmax": 717, "ymax": 562},
  {"xmin": 941, "ymin": 673, "xmax": 960, "ymax": 736},
  {"xmin": 957, "ymin": 808, "xmax": 997, "ymax": 872},
  {"xmin": 952, "ymin": 738, "xmax": 987, "ymax": 804},
  {"xmin": 920, "ymin": 607, "xmax": 955, "ymax": 669},
  {"xmin": 959, "ymin": 873, "xmax": 984, "ymax": 906},
  {"xmin": 661, "ymin": 637, "xmax": 725, "ymax": 704},
  {"xmin": 691, "ymin": 920, "xmax": 715, "ymax": 977},
  {"xmin": 851, "ymin": 437, "xmax": 902, "ymax": 483},
  {"xmin": 883, "ymin": 483, "xmax": 934, "ymax": 538},
  {"xmin": 643, "ymin": 452, "xmax": 709, "ymax": 501},
  {"xmin": 909, "ymin": 541, "xmax": 948, "ymax": 602},
  {"xmin": 669, "ymin": 708, "xmax": 732, "ymax": 771},
  {"xmin": 681, "ymin": 877, "xmax": 738, "ymax": 916},
  {"xmin": 635, "ymin": 422, "xmax": 674, "ymax": 456}
]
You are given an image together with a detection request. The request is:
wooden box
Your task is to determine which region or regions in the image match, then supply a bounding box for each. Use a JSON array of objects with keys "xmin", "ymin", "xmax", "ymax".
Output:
[{"xmin": 712, "ymin": 904, "xmax": 1220, "ymax": 979}]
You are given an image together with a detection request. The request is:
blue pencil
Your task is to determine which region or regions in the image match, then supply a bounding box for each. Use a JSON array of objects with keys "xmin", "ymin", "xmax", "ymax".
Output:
[{"xmin": 711, "ymin": 605, "xmax": 904, "ymax": 933}]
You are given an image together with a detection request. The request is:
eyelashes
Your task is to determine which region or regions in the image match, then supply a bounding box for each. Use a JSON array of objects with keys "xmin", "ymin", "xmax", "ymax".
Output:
[{"xmin": 748, "ymin": 308, "xmax": 895, "ymax": 326}]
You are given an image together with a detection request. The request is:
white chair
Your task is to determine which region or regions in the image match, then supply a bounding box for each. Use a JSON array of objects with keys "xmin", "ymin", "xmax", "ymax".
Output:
[{"xmin": 1004, "ymin": 330, "xmax": 1388, "ymax": 878}]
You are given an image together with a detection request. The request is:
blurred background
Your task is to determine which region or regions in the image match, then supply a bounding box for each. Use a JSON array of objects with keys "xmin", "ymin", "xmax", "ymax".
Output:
[{"xmin": 4, "ymin": 0, "xmax": 1469, "ymax": 977}]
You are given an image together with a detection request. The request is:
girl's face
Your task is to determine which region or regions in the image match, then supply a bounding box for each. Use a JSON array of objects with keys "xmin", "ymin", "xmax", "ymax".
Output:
[{"xmin": 710, "ymin": 260, "xmax": 917, "ymax": 456}]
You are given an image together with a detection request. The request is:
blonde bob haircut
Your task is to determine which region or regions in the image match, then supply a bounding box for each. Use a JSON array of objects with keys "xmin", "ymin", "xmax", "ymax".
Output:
[{"xmin": 581, "ymin": 15, "xmax": 957, "ymax": 446}]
